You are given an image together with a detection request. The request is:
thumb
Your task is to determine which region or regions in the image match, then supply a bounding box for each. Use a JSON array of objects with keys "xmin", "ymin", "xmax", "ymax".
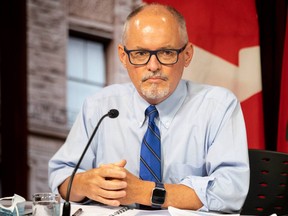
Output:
[{"xmin": 113, "ymin": 159, "xmax": 127, "ymax": 167}]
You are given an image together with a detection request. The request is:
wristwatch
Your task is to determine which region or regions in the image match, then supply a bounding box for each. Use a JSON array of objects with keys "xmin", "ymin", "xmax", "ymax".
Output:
[{"xmin": 151, "ymin": 182, "xmax": 166, "ymax": 208}]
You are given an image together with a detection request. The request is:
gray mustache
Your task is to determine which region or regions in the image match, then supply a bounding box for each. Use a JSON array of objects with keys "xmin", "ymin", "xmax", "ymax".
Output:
[{"xmin": 142, "ymin": 72, "xmax": 168, "ymax": 81}]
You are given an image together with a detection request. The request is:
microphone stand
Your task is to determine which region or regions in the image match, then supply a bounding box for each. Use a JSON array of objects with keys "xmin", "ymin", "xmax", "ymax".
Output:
[{"xmin": 62, "ymin": 109, "xmax": 119, "ymax": 216}]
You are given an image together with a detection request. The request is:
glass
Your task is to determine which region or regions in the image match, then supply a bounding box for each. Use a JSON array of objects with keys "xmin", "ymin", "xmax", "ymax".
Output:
[
  {"xmin": 124, "ymin": 44, "xmax": 187, "ymax": 65},
  {"xmin": 32, "ymin": 193, "xmax": 60, "ymax": 216}
]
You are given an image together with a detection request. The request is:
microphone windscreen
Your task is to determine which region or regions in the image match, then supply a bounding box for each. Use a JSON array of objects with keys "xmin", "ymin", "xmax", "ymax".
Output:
[{"xmin": 108, "ymin": 109, "xmax": 119, "ymax": 118}]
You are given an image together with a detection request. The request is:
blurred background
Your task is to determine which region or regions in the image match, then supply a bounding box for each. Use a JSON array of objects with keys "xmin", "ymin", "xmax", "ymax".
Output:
[{"xmin": 0, "ymin": 0, "xmax": 287, "ymax": 200}]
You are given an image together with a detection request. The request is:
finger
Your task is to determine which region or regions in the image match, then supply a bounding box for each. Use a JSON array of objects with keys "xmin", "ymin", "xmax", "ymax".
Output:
[
  {"xmin": 100, "ymin": 161, "xmax": 126, "ymax": 170},
  {"xmin": 113, "ymin": 159, "xmax": 127, "ymax": 167},
  {"xmin": 99, "ymin": 178, "xmax": 127, "ymax": 190},
  {"xmin": 97, "ymin": 187, "xmax": 126, "ymax": 199},
  {"xmin": 88, "ymin": 188, "xmax": 126, "ymax": 206},
  {"xmin": 93, "ymin": 196, "xmax": 121, "ymax": 207},
  {"xmin": 99, "ymin": 163, "xmax": 123, "ymax": 170},
  {"xmin": 98, "ymin": 166, "xmax": 127, "ymax": 179}
]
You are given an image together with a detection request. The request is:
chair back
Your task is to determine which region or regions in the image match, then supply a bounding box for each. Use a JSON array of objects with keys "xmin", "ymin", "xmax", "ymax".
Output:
[{"xmin": 241, "ymin": 149, "xmax": 288, "ymax": 215}]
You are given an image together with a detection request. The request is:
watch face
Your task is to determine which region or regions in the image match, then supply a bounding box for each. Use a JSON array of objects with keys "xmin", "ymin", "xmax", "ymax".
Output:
[{"xmin": 152, "ymin": 188, "xmax": 166, "ymax": 204}]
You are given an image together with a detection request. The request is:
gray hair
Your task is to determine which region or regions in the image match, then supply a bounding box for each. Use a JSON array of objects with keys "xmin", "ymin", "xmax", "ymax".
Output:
[{"xmin": 121, "ymin": 3, "xmax": 188, "ymax": 45}]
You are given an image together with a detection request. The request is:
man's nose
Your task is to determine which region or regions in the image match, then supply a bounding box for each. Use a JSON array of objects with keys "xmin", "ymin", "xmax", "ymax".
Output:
[{"xmin": 146, "ymin": 54, "xmax": 161, "ymax": 71}]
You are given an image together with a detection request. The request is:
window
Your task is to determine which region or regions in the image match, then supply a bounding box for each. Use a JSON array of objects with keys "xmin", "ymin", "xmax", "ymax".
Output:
[{"xmin": 67, "ymin": 36, "xmax": 106, "ymax": 127}]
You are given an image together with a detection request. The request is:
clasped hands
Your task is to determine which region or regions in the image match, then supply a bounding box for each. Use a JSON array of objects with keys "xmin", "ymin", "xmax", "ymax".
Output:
[{"xmin": 68, "ymin": 159, "xmax": 147, "ymax": 206}]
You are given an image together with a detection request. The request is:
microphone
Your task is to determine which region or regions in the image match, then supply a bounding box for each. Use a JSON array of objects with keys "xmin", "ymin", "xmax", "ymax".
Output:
[{"xmin": 62, "ymin": 109, "xmax": 119, "ymax": 216}]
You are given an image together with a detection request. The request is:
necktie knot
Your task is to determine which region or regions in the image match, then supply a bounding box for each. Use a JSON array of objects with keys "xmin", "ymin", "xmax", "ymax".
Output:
[{"xmin": 145, "ymin": 105, "xmax": 159, "ymax": 123}]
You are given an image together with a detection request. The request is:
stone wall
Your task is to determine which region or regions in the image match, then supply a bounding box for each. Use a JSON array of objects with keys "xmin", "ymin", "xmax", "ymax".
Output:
[
  {"xmin": 27, "ymin": 0, "xmax": 68, "ymax": 132},
  {"xmin": 27, "ymin": 0, "xmax": 68, "ymax": 198}
]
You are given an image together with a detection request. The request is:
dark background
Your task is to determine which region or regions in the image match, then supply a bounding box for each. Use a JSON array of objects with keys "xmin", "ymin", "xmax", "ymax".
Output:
[{"xmin": 256, "ymin": 0, "xmax": 288, "ymax": 150}]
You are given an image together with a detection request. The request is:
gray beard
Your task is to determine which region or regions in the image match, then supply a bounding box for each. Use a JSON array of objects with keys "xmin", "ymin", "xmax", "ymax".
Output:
[{"xmin": 141, "ymin": 83, "xmax": 169, "ymax": 100}]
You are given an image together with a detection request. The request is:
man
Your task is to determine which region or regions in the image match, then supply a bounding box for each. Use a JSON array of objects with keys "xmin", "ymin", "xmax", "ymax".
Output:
[{"xmin": 49, "ymin": 3, "xmax": 249, "ymax": 212}]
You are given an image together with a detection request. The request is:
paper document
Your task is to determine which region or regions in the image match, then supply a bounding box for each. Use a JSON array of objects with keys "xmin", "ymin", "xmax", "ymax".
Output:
[
  {"xmin": 69, "ymin": 204, "xmax": 240, "ymax": 216},
  {"xmin": 70, "ymin": 204, "xmax": 128, "ymax": 215},
  {"xmin": 168, "ymin": 207, "xmax": 240, "ymax": 216},
  {"xmin": 70, "ymin": 204, "xmax": 169, "ymax": 216}
]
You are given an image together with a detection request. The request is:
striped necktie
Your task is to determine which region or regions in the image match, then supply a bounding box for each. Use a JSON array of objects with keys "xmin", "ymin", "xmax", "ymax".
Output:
[{"xmin": 139, "ymin": 105, "xmax": 161, "ymax": 182}]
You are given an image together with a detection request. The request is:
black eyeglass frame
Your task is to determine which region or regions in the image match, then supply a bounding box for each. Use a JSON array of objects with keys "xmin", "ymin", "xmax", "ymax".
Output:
[{"xmin": 123, "ymin": 43, "xmax": 187, "ymax": 66}]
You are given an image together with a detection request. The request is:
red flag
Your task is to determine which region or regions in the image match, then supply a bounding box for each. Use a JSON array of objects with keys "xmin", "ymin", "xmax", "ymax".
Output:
[
  {"xmin": 143, "ymin": 0, "xmax": 265, "ymax": 149},
  {"xmin": 277, "ymin": 13, "xmax": 288, "ymax": 153}
]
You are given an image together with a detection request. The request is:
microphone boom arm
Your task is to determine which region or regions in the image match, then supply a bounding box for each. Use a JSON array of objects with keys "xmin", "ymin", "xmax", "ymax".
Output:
[{"xmin": 62, "ymin": 109, "xmax": 119, "ymax": 216}]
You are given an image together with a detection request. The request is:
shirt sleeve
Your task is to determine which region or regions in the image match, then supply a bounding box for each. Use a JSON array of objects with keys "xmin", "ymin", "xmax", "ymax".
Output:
[{"xmin": 180, "ymin": 92, "xmax": 250, "ymax": 213}]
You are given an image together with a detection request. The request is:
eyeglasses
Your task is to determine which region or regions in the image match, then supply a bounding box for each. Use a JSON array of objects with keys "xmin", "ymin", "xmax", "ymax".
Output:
[{"xmin": 124, "ymin": 44, "xmax": 187, "ymax": 65}]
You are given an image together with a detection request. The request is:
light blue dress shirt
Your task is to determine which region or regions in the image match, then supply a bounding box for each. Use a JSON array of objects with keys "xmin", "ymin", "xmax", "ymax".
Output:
[{"xmin": 48, "ymin": 80, "xmax": 249, "ymax": 213}]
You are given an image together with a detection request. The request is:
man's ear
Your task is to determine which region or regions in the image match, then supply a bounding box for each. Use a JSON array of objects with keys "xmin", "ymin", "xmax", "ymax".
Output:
[
  {"xmin": 118, "ymin": 44, "xmax": 127, "ymax": 68},
  {"xmin": 184, "ymin": 42, "xmax": 194, "ymax": 67}
]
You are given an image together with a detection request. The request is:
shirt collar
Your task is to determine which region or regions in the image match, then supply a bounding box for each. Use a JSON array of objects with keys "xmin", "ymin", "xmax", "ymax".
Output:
[{"xmin": 133, "ymin": 80, "xmax": 187, "ymax": 129}]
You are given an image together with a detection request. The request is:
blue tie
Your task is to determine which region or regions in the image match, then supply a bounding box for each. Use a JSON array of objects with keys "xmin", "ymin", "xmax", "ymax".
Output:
[{"xmin": 140, "ymin": 105, "xmax": 161, "ymax": 182}]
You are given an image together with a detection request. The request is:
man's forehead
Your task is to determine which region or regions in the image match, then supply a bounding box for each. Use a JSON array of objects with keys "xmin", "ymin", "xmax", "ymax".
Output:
[
  {"xmin": 131, "ymin": 5, "xmax": 173, "ymax": 22},
  {"xmin": 129, "ymin": 12, "xmax": 176, "ymax": 32}
]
